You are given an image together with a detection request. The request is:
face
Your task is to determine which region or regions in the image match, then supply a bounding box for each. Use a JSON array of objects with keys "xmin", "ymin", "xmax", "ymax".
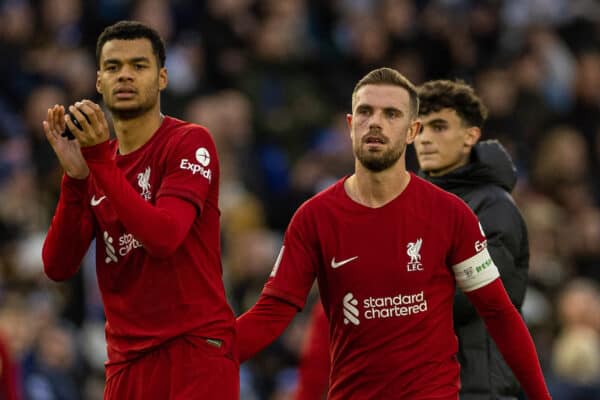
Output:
[
  {"xmin": 347, "ymin": 84, "xmax": 419, "ymax": 172},
  {"xmin": 415, "ymin": 108, "xmax": 480, "ymax": 176},
  {"xmin": 96, "ymin": 38, "xmax": 167, "ymax": 119}
]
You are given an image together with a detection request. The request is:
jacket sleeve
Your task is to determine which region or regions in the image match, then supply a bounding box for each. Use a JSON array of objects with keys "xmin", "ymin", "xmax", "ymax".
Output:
[
  {"xmin": 454, "ymin": 194, "xmax": 529, "ymax": 325},
  {"xmin": 42, "ymin": 175, "xmax": 95, "ymax": 281},
  {"xmin": 82, "ymin": 141, "xmax": 196, "ymax": 259}
]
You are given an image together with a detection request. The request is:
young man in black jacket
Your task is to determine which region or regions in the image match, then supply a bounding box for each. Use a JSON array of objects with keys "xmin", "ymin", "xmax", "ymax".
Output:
[{"xmin": 415, "ymin": 79, "xmax": 530, "ymax": 400}]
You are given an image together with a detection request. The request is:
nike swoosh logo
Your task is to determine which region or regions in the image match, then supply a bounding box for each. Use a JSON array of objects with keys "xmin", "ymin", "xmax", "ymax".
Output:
[
  {"xmin": 331, "ymin": 256, "xmax": 358, "ymax": 269},
  {"xmin": 90, "ymin": 195, "xmax": 107, "ymax": 206}
]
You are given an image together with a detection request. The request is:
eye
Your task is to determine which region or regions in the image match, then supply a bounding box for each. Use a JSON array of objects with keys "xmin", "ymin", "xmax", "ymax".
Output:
[
  {"xmin": 134, "ymin": 64, "xmax": 147, "ymax": 70},
  {"xmin": 356, "ymin": 107, "xmax": 371, "ymax": 116},
  {"xmin": 385, "ymin": 110, "xmax": 400, "ymax": 119},
  {"xmin": 432, "ymin": 125, "xmax": 446, "ymax": 132}
]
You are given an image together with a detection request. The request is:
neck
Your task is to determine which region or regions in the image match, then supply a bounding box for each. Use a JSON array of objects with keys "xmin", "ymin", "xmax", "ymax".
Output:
[
  {"xmin": 345, "ymin": 161, "xmax": 411, "ymax": 208},
  {"xmin": 113, "ymin": 106, "xmax": 163, "ymax": 155}
]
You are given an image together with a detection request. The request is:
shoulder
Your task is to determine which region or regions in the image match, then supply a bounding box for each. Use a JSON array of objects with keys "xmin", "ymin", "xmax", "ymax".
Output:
[
  {"xmin": 411, "ymin": 174, "xmax": 471, "ymax": 213},
  {"xmin": 164, "ymin": 116, "xmax": 214, "ymax": 144},
  {"xmin": 290, "ymin": 179, "xmax": 344, "ymax": 224}
]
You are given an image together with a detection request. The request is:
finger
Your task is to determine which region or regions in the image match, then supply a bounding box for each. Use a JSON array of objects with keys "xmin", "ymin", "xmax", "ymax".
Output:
[
  {"xmin": 47, "ymin": 107, "xmax": 59, "ymax": 134},
  {"xmin": 56, "ymin": 105, "xmax": 66, "ymax": 131},
  {"xmin": 81, "ymin": 100, "xmax": 110, "ymax": 138},
  {"xmin": 69, "ymin": 104, "xmax": 86, "ymax": 128},
  {"xmin": 65, "ymin": 111, "xmax": 84, "ymax": 141},
  {"xmin": 76, "ymin": 101, "xmax": 99, "ymax": 130},
  {"xmin": 43, "ymin": 120, "xmax": 59, "ymax": 146}
]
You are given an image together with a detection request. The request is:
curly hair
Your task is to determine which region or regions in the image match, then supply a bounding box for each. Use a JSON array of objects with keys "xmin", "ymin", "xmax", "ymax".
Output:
[
  {"xmin": 96, "ymin": 20, "xmax": 166, "ymax": 68},
  {"xmin": 417, "ymin": 80, "xmax": 488, "ymax": 128}
]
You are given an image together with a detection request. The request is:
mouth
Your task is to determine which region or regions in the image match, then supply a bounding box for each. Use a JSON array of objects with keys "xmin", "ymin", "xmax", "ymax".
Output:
[
  {"xmin": 113, "ymin": 87, "xmax": 137, "ymax": 99},
  {"xmin": 363, "ymin": 135, "xmax": 387, "ymax": 145}
]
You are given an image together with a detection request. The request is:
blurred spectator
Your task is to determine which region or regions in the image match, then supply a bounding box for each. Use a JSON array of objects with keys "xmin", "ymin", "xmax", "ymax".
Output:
[{"xmin": 1, "ymin": 1, "xmax": 599, "ymax": 398}]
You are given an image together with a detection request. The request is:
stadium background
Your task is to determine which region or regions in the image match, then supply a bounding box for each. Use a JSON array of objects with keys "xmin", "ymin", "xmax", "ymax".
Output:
[{"xmin": 0, "ymin": 0, "xmax": 599, "ymax": 398}]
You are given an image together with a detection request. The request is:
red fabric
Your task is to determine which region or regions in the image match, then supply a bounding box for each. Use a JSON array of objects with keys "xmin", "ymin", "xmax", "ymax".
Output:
[
  {"xmin": 294, "ymin": 301, "xmax": 330, "ymax": 400},
  {"xmin": 82, "ymin": 140, "xmax": 196, "ymax": 258},
  {"xmin": 0, "ymin": 333, "xmax": 19, "ymax": 400},
  {"xmin": 236, "ymin": 294, "xmax": 298, "ymax": 363},
  {"xmin": 466, "ymin": 278, "xmax": 551, "ymax": 400},
  {"xmin": 262, "ymin": 175, "xmax": 482, "ymax": 399},
  {"xmin": 42, "ymin": 175, "xmax": 94, "ymax": 281},
  {"xmin": 43, "ymin": 116, "xmax": 236, "ymax": 374},
  {"xmin": 104, "ymin": 335, "xmax": 238, "ymax": 400}
]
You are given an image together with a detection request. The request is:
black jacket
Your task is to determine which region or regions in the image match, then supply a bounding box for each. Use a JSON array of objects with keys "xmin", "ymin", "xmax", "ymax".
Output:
[{"xmin": 419, "ymin": 140, "xmax": 529, "ymax": 400}]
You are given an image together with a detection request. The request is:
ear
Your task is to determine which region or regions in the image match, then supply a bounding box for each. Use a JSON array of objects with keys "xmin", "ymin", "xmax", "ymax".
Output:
[
  {"xmin": 406, "ymin": 119, "xmax": 421, "ymax": 144},
  {"xmin": 96, "ymin": 70, "xmax": 102, "ymax": 94},
  {"xmin": 465, "ymin": 126, "xmax": 481, "ymax": 147},
  {"xmin": 159, "ymin": 67, "xmax": 168, "ymax": 91},
  {"xmin": 346, "ymin": 113, "xmax": 352, "ymax": 129}
]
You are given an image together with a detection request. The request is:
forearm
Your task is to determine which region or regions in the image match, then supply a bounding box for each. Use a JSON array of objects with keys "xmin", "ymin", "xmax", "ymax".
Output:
[
  {"xmin": 466, "ymin": 279, "xmax": 551, "ymax": 399},
  {"xmin": 82, "ymin": 142, "xmax": 195, "ymax": 258},
  {"xmin": 42, "ymin": 175, "xmax": 93, "ymax": 281},
  {"xmin": 295, "ymin": 303, "xmax": 330, "ymax": 400},
  {"xmin": 236, "ymin": 294, "xmax": 298, "ymax": 363}
]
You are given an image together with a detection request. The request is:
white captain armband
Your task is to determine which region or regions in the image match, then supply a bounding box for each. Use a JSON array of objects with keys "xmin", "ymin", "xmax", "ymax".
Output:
[{"xmin": 452, "ymin": 248, "xmax": 500, "ymax": 292}]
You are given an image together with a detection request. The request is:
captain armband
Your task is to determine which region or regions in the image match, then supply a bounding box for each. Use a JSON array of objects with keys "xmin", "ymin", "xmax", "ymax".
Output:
[{"xmin": 452, "ymin": 248, "xmax": 500, "ymax": 292}]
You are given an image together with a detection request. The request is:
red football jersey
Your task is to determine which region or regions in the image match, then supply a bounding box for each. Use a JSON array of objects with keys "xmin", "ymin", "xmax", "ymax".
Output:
[
  {"xmin": 264, "ymin": 174, "xmax": 498, "ymax": 399},
  {"xmin": 45, "ymin": 116, "xmax": 235, "ymax": 371}
]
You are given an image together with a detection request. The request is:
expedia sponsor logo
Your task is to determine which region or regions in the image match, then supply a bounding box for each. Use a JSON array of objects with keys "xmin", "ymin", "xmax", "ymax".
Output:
[
  {"xmin": 475, "ymin": 239, "xmax": 487, "ymax": 252},
  {"xmin": 180, "ymin": 158, "xmax": 212, "ymax": 181}
]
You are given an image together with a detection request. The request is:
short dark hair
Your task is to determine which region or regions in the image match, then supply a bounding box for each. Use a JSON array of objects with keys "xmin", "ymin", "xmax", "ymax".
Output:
[
  {"xmin": 352, "ymin": 67, "xmax": 419, "ymax": 118},
  {"xmin": 96, "ymin": 20, "xmax": 166, "ymax": 68},
  {"xmin": 417, "ymin": 80, "xmax": 488, "ymax": 128}
]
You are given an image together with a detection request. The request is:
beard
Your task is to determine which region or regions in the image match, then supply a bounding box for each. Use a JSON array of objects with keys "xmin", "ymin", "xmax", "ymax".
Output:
[
  {"xmin": 105, "ymin": 87, "xmax": 159, "ymax": 120},
  {"xmin": 355, "ymin": 136, "xmax": 405, "ymax": 172}
]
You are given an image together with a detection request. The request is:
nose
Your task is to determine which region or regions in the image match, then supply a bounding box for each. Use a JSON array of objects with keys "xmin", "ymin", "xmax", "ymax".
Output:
[
  {"xmin": 117, "ymin": 65, "xmax": 135, "ymax": 81},
  {"xmin": 416, "ymin": 126, "xmax": 432, "ymax": 143},
  {"xmin": 368, "ymin": 110, "xmax": 384, "ymax": 130}
]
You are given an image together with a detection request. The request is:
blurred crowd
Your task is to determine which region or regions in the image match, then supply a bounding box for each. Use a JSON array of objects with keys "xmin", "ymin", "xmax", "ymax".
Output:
[{"xmin": 1, "ymin": 0, "xmax": 600, "ymax": 399}]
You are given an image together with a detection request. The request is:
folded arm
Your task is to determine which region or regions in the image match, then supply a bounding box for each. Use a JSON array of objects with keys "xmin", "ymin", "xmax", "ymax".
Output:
[{"xmin": 82, "ymin": 142, "xmax": 196, "ymax": 258}]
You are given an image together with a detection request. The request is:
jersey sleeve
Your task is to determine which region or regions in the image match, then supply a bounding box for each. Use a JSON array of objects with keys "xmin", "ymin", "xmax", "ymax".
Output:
[
  {"xmin": 42, "ymin": 175, "xmax": 95, "ymax": 281},
  {"xmin": 263, "ymin": 205, "xmax": 319, "ymax": 309},
  {"xmin": 448, "ymin": 198, "xmax": 500, "ymax": 292},
  {"xmin": 295, "ymin": 301, "xmax": 330, "ymax": 400},
  {"xmin": 157, "ymin": 126, "xmax": 218, "ymax": 213},
  {"xmin": 82, "ymin": 141, "xmax": 196, "ymax": 258}
]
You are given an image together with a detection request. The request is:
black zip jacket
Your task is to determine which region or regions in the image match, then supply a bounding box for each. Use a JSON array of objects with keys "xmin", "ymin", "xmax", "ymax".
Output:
[{"xmin": 419, "ymin": 140, "xmax": 529, "ymax": 400}]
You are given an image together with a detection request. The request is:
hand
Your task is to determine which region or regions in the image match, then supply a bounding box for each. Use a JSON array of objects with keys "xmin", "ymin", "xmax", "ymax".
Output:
[
  {"xmin": 65, "ymin": 100, "xmax": 111, "ymax": 147},
  {"xmin": 42, "ymin": 105, "xmax": 89, "ymax": 179}
]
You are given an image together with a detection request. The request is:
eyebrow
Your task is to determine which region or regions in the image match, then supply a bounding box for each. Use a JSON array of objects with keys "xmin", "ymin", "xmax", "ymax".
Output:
[
  {"xmin": 423, "ymin": 118, "xmax": 448, "ymax": 125},
  {"xmin": 355, "ymin": 104, "xmax": 403, "ymax": 114},
  {"xmin": 103, "ymin": 56, "xmax": 152, "ymax": 66}
]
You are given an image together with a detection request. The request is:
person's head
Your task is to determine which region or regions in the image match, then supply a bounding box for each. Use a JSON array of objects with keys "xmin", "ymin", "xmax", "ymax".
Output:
[
  {"xmin": 415, "ymin": 80, "xmax": 487, "ymax": 176},
  {"xmin": 95, "ymin": 20, "xmax": 167, "ymax": 120},
  {"xmin": 347, "ymin": 67, "xmax": 420, "ymax": 172}
]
